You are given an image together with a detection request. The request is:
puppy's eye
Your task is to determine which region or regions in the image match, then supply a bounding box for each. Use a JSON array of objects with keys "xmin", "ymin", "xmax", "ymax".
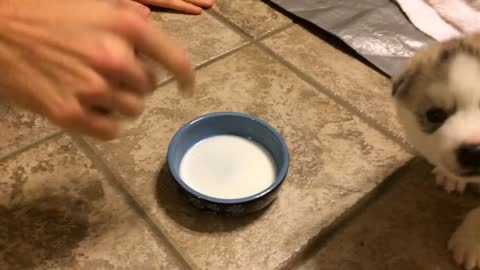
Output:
[{"xmin": 426, "ymin": 108, "xmax": 448, "ymax": 124}]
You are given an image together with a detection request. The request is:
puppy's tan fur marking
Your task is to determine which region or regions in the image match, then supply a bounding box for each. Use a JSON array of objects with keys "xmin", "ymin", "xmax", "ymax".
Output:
[{"xmin": 393, "ymin": 35, "xmax": 480, "ymax": 102}]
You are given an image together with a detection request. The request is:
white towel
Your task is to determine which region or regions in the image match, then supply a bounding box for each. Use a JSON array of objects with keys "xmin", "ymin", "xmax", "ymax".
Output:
[
  {"xmin": 426, "ymin": 0, "xmax": 480, "ymax": 34},
  {"xmin": 395, "ymin": 0, "xmax": 460, "ymax": 41},
  {"xmin": 395, "ymin": 0, "xmax": 480, "ymax": 41}
]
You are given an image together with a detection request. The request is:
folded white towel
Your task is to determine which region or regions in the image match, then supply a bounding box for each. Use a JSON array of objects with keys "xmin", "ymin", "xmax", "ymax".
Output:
[
  {"xmin": 395, "ymin": 0, "xmax": 460, "ymax": 41},
  {"xmin": 395, "ymin": 0, "xmax": 480, "ymax": 41},
  {"xmin": 427, "ymin": 0, "xmax": 480, "ymax": 34}
]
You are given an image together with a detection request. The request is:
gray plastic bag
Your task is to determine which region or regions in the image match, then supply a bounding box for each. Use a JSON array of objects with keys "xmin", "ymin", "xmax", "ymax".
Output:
[{"xmin": 269, "ymin": 0, "xmax": 434, "ymax": 76}]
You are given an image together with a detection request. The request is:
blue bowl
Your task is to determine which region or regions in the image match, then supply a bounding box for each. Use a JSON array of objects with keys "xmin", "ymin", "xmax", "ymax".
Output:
[{"xmin": 167, "ymin": 112, "xmax": 289, "ymax": 215}]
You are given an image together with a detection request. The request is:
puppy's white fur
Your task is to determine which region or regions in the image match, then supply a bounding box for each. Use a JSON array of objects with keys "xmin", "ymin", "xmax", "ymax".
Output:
[
  {"xmin": 397, "ymin": 53, "xmax": 480, "ymax": 177},
  {"xmin": 393, "ymin": 36, "xmax": 480, "ymax": 269}
]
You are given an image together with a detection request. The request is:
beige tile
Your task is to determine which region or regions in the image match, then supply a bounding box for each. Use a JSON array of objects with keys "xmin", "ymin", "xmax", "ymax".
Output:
[
  {"xmin": 212, "ymin": 0, "xmax": 291, "ymax": 38},
  {"xmin": 296, "ymin": 158, "xmax": 475, "ymax": 270},
  {"xmin": 90, "ymin": 45, "xmax": 412, "ymax": 270},
  {"xmin": 150, "ymin": 11, "xmax": 246, "ymax": 82},
  {"xmin": 0, "ymin": 136, "xmax": 182, "ymax": 270},
  {"xmin": 263, "ymin": 26, "xmax": 405, "ymax": 139},
  {"xmin": 0, "ymin": 101, "xmax": 58, "ymax": 159}
]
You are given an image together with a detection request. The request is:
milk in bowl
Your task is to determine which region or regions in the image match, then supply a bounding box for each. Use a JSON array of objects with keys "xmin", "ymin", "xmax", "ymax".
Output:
[{"xmin": 179, "ymin": 135, "xmax": 277, "ymax": 199}]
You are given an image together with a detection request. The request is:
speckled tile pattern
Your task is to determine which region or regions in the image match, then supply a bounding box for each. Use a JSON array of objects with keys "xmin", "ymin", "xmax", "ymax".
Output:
[
  {"xmin": 0, "ymin": 136, "xmax": 182, "ymax": 270},
  {"xmin": 212, "ymin": 0, "xmax": 291, "ymax": 37},
  {"xmin": 0, "ymin": 3, "xmax": 422, "ymax": 270},
  {"xmin": 296, "ymin": 158, "xmax": 475, "ymax": 270},
  {"xmin": 90, "ymin": 45, "xmax": 411, "ymax": 270},
  {"xmin": 0, "ymin": 101, "xmax": 58, "ymax": 159},
  {"xmin": 262, "ymin": 25, "xmax": 404, "ymax": 140},
  {"xmin": 150, "ymin": 11, "xmax": 246, "ymax": 82}
]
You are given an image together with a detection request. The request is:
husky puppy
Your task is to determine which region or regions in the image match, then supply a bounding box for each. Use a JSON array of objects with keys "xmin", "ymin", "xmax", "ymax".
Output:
[{"xmin": 393, "ymin": 35, "xmax": 480, "ymax": 270}]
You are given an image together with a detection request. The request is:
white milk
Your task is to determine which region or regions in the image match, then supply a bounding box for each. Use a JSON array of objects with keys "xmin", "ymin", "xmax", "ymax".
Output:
[{"xmin": 179, "ymin": 135, "xmax": 277, "ymax": 199}]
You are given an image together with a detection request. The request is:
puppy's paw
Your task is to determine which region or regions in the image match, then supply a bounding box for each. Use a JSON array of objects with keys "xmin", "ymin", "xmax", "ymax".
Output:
[
  {"xmin": 449, "ymin": 208, "xmax": 480, "ymax": 270},
  {"xmin": 449, "ymin": 232, "xmax": 480, "ymax": 269},
  {"xmin": 433, "ymin": 167, "xmax": 467, "ymax": 193}
]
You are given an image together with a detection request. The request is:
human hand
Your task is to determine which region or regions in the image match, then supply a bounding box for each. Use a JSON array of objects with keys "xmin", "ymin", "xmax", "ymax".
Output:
[
  {"xmin": 0, "ymin": 0, "xmax": 194, "ymax": 140},
  {"xmin": 134, "ymin": 0, "xmax": 214, "ymax": 15}
]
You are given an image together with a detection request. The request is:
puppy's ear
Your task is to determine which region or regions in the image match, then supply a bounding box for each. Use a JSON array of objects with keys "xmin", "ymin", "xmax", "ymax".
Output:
[{"xmin": 392, "ymin": 69, "xmax": 414, "ymax": 97}]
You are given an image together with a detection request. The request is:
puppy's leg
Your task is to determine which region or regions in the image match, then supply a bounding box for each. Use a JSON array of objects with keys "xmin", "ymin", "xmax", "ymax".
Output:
[
  {"xmin": 449, "ymin": 207, "xmax": 480, "ymax": 270},
  {"xmin": 433, "ymin": 166, "xmax": 468, "ymax": 193}
]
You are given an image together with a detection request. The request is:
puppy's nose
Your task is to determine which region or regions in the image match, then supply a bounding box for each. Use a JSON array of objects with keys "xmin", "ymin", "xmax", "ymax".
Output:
[{"xmin": 457, "ymin": 144, "xmax": 480, "ymax": 169}]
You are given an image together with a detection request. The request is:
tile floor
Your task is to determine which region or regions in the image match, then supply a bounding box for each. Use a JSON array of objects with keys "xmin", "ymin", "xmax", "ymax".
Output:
[
  {"xmin": 0, "ymin": 0, "xmax": 469, "ymax": 269},
  {"xmin": 294, "ymin": 158, "xmax": 478, "ymax": 270}
]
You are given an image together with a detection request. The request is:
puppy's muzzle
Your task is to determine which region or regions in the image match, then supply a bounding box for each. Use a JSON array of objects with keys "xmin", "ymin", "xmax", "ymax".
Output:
[{"xmin": 457, "ymin": 144, "xmax": 480, "ymax": 176}]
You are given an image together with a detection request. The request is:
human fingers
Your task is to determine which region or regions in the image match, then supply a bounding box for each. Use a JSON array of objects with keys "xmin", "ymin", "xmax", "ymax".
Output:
[
  {"xmin": 110, "ymin": 0, "xmax": 151, "ymax": 17},
  {"xmin": 185, "ymin": 0, "xmax": 214, "ymax": 8},
  {"xmin": 77, "ymin": 34, "xmax": 155, "ymax": 94},
  {"xmin": 107, "ymin": 11, "xmax": 195, "ymax": 95}
]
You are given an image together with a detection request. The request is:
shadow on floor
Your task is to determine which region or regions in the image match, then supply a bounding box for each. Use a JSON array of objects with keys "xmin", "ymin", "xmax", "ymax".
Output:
[
  {"xmin": 155, "ymin": 162, "xmax": 268, "ymax": 233},
  {"xmin": 295, "ymin": 158, "xmax": 478, "ymax": 270}
]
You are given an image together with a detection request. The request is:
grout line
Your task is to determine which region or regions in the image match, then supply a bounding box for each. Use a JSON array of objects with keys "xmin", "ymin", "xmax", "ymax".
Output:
[
  {"xmin": 0, "ymin": 131, "xmax": 63, "ymax": 162},
  {"xmin": 254, "ymin": 41, "xmax": 415, "ymax": 154},
  {"xmin": 255, "ymin": 23, "xmax": 294, "ymax": 41},
  {"xmin": 72, "ymin": 137, "xmax": 196, "ymax": 270},
  {"xmin": 194, "ymin": 42, "xmax": 252, "ymax": 70},
  {"xmin": 275, "ymin": 158, "xmax": 418, "ymax": 270},
  {"xmin": 155, "ymin": 75, "xmax": 174, "ymax": 88},
  {"xmin": 155, "ymin": 42, "xmax": 252, "ymax": 89},
  {"xmin": 206, "ymin": 9, "xmax": 252, "ymax": 40},
  {"xmin": 206, "ymin": 6, "xmax": 294, "ymax": 42}
]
